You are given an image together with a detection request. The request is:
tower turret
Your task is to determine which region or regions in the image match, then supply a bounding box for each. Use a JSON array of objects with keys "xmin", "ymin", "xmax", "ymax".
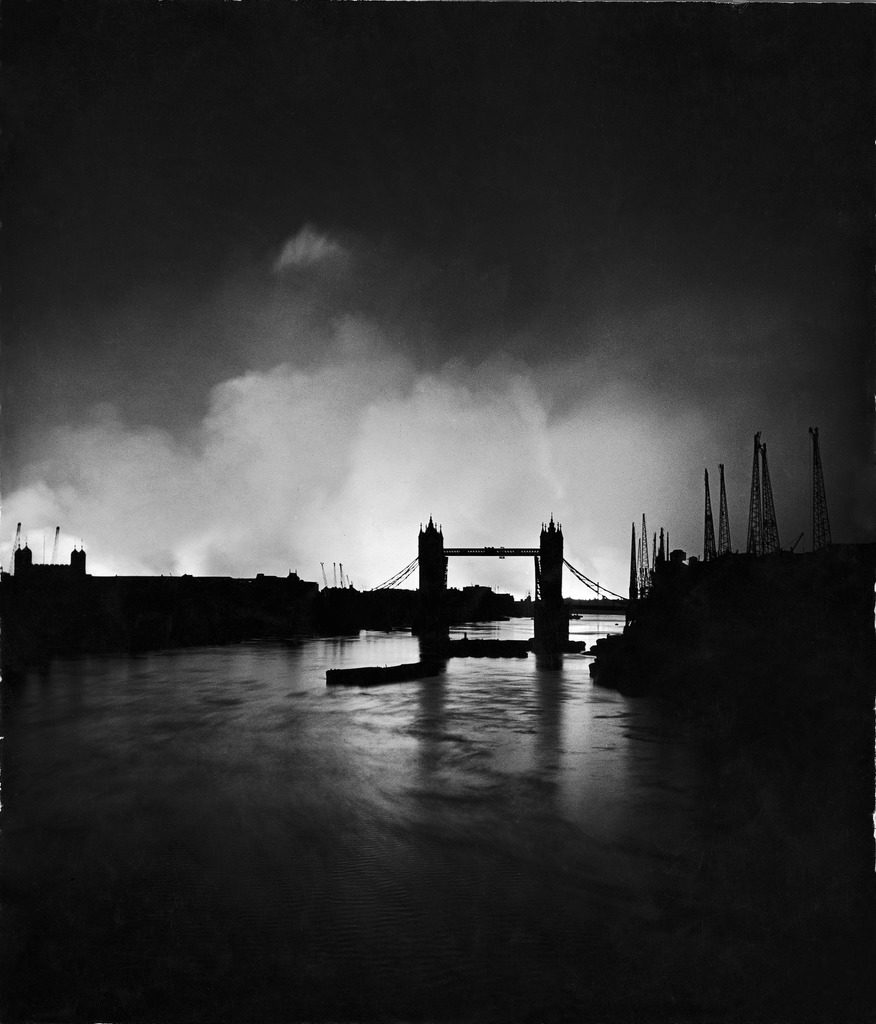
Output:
[
  {"xmin": 538, "ymin": 516, "xmax": 564, "ymax": 604},
  {"xmin": 13, "ymin": 542, "xmax": 33, "ymax": 575},
  {"xmin": 71, "ymin": 546, "xmax": 87, "ymax": 575}
]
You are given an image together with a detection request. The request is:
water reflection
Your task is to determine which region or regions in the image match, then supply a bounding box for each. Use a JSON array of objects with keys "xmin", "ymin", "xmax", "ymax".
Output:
[
  {"xmin": 1, "ymin": 617, "xmax": 871, "ymax": 1023},
  {"xmin": 413, "ymin": 674, "xmax": 447, "ymax": 780},
  {"xmin": 533, "ymin": 669, "xmax": 563, "ymax": 788}
]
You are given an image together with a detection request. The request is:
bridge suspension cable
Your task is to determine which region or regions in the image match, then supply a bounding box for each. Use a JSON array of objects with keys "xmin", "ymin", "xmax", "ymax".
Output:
[
  {"xmin": 562, "ymin": 559, "xmax": 627, "ymax": 602},
  {"xmin": 371, "ymin": 556, "xmax": 419, "ymax": 591}
]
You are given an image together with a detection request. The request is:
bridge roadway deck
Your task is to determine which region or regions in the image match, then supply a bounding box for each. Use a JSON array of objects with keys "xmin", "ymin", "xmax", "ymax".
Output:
[{"xmin": 443, "ymin": 548, "xmax": 540, "ymax": 557}]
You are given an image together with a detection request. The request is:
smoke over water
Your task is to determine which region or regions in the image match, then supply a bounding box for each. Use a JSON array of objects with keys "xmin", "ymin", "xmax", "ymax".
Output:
[{"xmin": 3, "ymin": 226, "xmax": 869, "ymax": 595}]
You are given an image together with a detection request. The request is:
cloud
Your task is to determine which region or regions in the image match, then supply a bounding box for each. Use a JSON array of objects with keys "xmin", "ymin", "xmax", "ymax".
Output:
[
  {"xmin": 272, "ymin": 224, "xmax": 349, "ymax": 275},
  {"xmin": 0, "ymin": 311, "xmax": 735, "ymax": 596},
  {"xmin": 4, "ymin": 234, "xmax": 867, "ymax": 595}
]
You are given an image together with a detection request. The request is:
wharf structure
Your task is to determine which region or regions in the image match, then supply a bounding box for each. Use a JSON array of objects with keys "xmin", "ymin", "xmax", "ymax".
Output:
[
  {"xmin": 0, "ymin": 543, "xmax": 320, "ymax": 671},
  {"xmin": 590, "ymin": 432, "xmax": 875, "ymax": 1019},
  {"xmin": 0, "ymin": 536, "xmax": 519, "ymax": 671},
  {"xmin": 595, "ymin": 429, "xmax": 871, "ymax": 707}
]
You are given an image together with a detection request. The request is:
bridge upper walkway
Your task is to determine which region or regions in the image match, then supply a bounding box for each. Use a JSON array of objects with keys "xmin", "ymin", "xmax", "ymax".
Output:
[{"xmin": 443, "ymin": 548, "xmax": 539, "ymax": 557}]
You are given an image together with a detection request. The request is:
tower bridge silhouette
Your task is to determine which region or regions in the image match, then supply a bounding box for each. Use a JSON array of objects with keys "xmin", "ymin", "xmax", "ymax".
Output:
[{"xmin": 371, "ymin": 517, "xmax": 627, "ymax": 666}]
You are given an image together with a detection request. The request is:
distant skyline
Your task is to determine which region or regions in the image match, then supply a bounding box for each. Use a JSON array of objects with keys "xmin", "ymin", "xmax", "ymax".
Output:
[{"xmin": 2, "ymin": 3, "xmax": 874, "ymax": 595}]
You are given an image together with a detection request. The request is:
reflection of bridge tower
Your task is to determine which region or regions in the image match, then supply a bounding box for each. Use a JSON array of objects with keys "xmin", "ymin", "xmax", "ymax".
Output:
[
  {"xmin": 534, "ymin": 517, "xmax": 568, "ymax": 664},
  {"xmin": 414, "ymin": 517, "xmax": 447, "ymax": 652}
]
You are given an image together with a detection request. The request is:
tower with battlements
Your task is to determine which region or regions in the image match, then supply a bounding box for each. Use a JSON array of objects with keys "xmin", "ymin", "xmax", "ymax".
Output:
[
  {"xmin": 533, "ymin": 516, "xmax": 568, "ymax": 663},
  {"xmin": 414, "ymin": 517, "xmax": 448, "ymax": 651}
]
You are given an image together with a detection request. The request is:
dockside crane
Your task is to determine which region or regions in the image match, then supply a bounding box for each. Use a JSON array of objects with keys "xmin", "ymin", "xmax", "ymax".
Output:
[
  {"xmin": 628, "ymin": 522, "xmax": 638, "ymax": 603},
  {"xmin": 810, "ymin": 426, "xmax": 831, "ymax": 550},
  {"xmin": 717, "ymin": 463, "xmax": 732, "ymax": 555},
  {"xmin": 703, "ymin": 468, "xmax": 717, "ymax": 562},
  {"xmin": 746, "ymin": 433, "xmax": 781, "ymax": 556},
  {"xmin": 746, "ymin": 432, "xmax": 763, "ymax": 556},
  {"xmin": 638, "ymin": 514, "xmax": 650, "ymax": 597},
  {"xmin": 760, "ymin": 441, "xmax": 780, "ymax": 554}
]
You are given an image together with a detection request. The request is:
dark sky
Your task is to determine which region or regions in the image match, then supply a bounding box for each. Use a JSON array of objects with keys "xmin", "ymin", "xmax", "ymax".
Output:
[{"xmin": 2, "ymin": 3, "xmax": 874, "ymax": 586}]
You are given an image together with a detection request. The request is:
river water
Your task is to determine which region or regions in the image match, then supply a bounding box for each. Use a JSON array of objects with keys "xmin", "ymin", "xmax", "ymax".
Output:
[{"xmin": 1, "ymin": 616, "xmax": 872, "ymax": 1023}]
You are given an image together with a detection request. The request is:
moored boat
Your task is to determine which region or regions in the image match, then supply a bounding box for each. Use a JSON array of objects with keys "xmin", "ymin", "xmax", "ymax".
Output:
[{"xmin": 326, "ymin": 660, "xmax": 443, "ymax": 687}]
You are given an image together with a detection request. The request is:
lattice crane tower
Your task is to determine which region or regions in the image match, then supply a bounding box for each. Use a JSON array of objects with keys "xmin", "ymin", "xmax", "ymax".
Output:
[
  {"xmin": 760, "ymin": 440, "xmax": 781, "ymax": 554},
  {"xmin": 746, "ymin": 432, "xmax": 763, "ymax": 556},
  {"xmin": 703, "ymin": 468, "xmax": 717, "ymax": 562},
  {"xmin": 639, "ymin": 513, "xmax": 650, "ymax": 596},
  {"xmin": 629, "ymin": 521, "xmax": 638, "ymax": 602},
  {"xmin": 810, "ymin": 426, "xmax": 831, "ymax": 550},
  {"xmin": 717, "ymin": 463, "xmax": 731, "ymax": 555}
]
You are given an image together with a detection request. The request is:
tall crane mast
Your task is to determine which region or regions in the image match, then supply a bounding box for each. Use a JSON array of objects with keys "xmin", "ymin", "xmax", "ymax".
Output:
[
  {"xmin": 703, "ymin": 468, "xmax": 717, "ymax": 562},
  {"xmin": 746, "ymin": 432, "xmax": 762, "ymax": 556},
  {"xmin": 320, "ymin": 562, "xmax": 328, "ymax": 589},
  {"xmin": 638, "ymin": 514, "xmax": 650, "ymax": 597},
  {"xmin": 760, "ymin": 440, "xmax": 780, "ymax": 554},
  {"xmin": 717, "ymin": 463, "xmax": 731, "ymax": 556},
  {"xmin": 628, "ymin": 522, "xmax": 638, "ymax": 603},
  {"xmin": 810, "ymin": 426, "xmax": 831, "ymax": 550}
]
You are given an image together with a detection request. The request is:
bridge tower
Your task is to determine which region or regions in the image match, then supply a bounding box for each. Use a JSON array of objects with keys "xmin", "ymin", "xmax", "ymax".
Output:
[
  {"xmin": 533, "ymin": 516, "xmax": 568, "ymax": 664},
  {"xmin": 414, "ymin": 517, "xmax": 448, "ymax": 652}
]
